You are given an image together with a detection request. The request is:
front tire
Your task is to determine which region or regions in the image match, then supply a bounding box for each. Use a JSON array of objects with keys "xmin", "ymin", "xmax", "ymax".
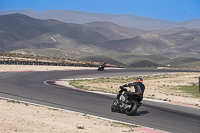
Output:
[
  {"xmin": 126, "ymin": 100, "xmax": 138, "ymax": 116},
  {"xmin": 111, "ymin": 101, "xmax": 118, "ymax": 112}
]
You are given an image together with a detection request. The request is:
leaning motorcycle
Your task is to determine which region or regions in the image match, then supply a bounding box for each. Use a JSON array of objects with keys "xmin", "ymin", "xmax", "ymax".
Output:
[
  {"xmin": 97, "ymin": 65, "xmax": 104, "ymax": 71},
  {"xmin": 111, "ymin": 87, "xmax": 141, "ymax": 116}
]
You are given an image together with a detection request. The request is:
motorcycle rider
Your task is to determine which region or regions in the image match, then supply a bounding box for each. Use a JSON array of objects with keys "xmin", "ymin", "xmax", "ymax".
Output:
[
  {"xmin": 117, "ymin": 76, "xmax": 145, "ymax": 107},
  {"xmin": 102, "ymin": 61, "xmax": 107, "ymax": 67}
]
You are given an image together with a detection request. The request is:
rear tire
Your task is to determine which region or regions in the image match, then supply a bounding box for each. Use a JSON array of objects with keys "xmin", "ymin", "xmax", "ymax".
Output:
[{"xmin": 126, "ymin": 100, "xmax": 138, "ymax": 116}]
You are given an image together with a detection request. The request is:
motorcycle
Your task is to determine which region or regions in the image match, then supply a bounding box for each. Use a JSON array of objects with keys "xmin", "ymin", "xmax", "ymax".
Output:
[
  {"xmin": 111, "ymin": 86, "xmax": 142, "ymax": 116},
  {"xmin": 97, "ymin": 65, "xmax": 105, "ymax": 71}
]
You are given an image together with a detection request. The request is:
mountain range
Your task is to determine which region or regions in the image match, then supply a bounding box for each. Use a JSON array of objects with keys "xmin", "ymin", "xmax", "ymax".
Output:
[
  {"xmin": 0, "ymin": 13, "xmax": 200, "ymax": 67},
  {"xmin": 0, "ymin": 9, "xmax": 200, "ymax": 30}
]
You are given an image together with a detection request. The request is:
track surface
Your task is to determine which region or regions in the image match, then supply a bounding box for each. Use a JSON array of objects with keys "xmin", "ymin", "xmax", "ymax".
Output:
[{"xmin": 0, "ymin": 68, "xmax": 200, "ymax": 133}]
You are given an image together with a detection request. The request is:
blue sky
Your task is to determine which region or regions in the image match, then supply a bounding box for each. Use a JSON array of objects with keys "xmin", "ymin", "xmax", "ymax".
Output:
[{"xmin": 0, "ymin": 0, "xmax": 199, "ymax": 22}]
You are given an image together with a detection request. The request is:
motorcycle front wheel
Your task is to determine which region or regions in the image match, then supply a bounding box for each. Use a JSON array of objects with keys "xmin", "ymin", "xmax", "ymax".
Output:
[
  {"xmin": 111, "ymin": 100, "xmax": 118, "ymax": 112},
  {"xmin": 126, "ymin": 100, "xmax": 138, "ymax": 116}
]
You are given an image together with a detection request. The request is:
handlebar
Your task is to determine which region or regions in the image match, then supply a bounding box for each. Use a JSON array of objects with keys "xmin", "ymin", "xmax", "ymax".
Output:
[{"xmin": 120, "ymin": 86, "xmax": 124, "ymax": 89}]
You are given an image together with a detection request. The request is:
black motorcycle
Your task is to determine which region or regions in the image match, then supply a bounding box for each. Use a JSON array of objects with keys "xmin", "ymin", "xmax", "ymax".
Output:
[
  {"xmin": 111, "ymin": 87, "xmax": 142, "ymax": 116},
  {"xmin": 97, "ymin": 65, "xmax": 104, "ymax": 71}
]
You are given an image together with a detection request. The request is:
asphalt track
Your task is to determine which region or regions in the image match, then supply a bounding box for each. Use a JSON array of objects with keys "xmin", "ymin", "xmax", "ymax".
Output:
[{"xmin": 0, "ymin": 68, "xmax": 200, "ymax": 133}]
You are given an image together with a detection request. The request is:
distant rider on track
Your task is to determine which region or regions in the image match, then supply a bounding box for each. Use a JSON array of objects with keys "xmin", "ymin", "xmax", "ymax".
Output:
[
  {"xmin": 97, "ymin": 61, "xmax": 107, "ymax": 71},
  {"xmin": 102, "ymin": 61, "xmax": 107, "ymax": 68}
]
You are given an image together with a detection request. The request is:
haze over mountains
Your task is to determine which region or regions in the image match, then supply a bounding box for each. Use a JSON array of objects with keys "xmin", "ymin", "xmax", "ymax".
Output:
[
  {"xmin": 0, "ymin": 12, "xmax": 200, "ymax": 67},
  {"xmin": 0, "ymin": 9, "xmax": 200, "ymax": 30}
]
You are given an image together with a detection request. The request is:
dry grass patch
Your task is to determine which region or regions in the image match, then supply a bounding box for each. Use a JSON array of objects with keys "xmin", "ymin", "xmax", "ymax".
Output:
[{"xmin": 69, "ymin": 72, "xmax": 200, "ymax": 107}]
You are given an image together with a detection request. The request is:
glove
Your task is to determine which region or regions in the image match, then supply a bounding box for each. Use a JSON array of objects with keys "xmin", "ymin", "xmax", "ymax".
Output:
[
  {"xmin": 129, "ymin": 83, "xmax": 136, "ymax": 86},
  {"xmin": 122, "ymin": 84, "xmax": 129, "ymax": 87}
]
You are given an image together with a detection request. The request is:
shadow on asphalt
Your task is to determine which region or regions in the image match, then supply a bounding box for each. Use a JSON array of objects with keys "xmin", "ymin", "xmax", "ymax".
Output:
[
  {"xmin": 112, "ymin": 110, "xmax": 149, "ymax": 116},
  {"xmin": 134, "ymin": 111, "xmax": 149, "ymax": 116}
]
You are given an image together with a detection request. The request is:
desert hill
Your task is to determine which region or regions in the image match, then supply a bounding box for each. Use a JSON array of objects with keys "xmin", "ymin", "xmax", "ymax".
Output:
[
  {"xmin": 1, "ymin": 13, "xmax": 200, "ymax": 68},
  {"xmin": 1, "ymin": 9, "xmax": 200, "ymax": 30}
]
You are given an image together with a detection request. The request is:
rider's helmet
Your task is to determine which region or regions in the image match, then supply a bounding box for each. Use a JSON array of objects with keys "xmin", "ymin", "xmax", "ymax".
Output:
[{"xmin": 136, "ymin": 77, "xmax": 143, "ymax": 83}]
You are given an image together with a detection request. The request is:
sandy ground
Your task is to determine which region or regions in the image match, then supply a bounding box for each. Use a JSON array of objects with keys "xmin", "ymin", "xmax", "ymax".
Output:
[
  {"xmin": 0, "ymin": 99, "xmax": 143, "ymax": 133},
  {"xmin": 0, "ymin": 65, "xmax": 200, "ymax": 133},
  {"xmin": 0, "ymin": 65, "xmax": 143, "ymax": 133}
]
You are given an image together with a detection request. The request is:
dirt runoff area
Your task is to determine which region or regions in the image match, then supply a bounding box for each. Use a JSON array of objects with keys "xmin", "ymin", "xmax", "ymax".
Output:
[{"xmin": 0, "ymin": 65, "xmax": 200, "ymax": 133}]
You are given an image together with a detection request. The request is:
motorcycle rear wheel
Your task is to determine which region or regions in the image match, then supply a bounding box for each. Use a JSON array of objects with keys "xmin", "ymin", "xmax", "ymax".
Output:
[{"xmin": 126, "ymin": 100, "xmax": 138, "ymax": 116}]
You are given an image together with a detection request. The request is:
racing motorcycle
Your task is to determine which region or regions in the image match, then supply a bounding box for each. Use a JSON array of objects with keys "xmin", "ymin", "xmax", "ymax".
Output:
[
  {"xmin": 97, "ymin": 65, "xmax": 105, "ymax": 71},
  {"xmin": 111, "ymin": 86, "xmax": 142, "ymax": 116}
]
